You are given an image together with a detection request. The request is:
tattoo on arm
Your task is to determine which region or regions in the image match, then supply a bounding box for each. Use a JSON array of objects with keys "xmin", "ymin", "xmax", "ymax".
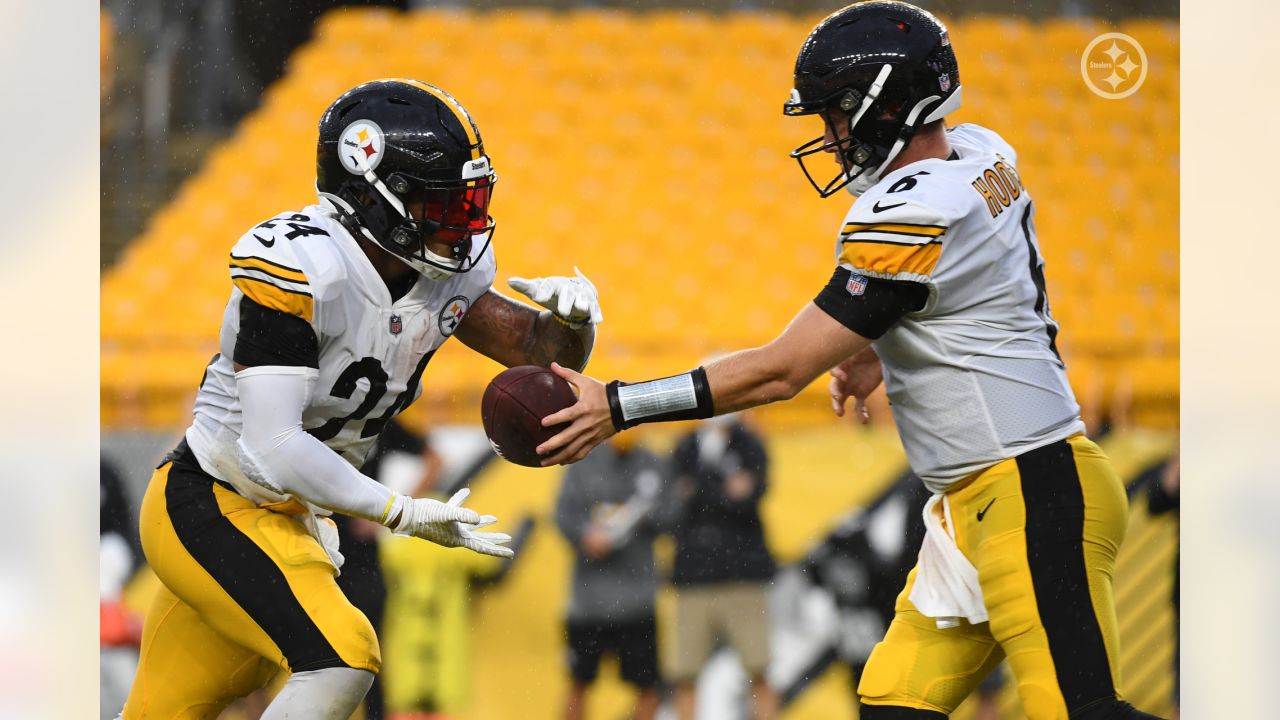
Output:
[
  {"xmin": 455, "ymin": 290, "xmax": 594, "ymax": 371},
  {"xmin": 526, "ymin": 310, "xmax": 594, "ymax": 370}
]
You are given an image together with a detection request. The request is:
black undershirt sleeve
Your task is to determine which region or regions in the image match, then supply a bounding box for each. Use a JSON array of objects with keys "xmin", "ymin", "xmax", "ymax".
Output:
[
  {"xmin": 234, "ymin": 296, "xmax": 320, "ymax": 368},
  {"xmin": 813, "ymin": 266, "xmax": 930, "ymax": 339}
]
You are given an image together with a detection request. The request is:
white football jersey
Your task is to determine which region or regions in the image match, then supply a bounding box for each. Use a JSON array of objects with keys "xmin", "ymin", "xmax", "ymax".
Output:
[
  {"xmin": 836, "ymin": 124, "xmax": 1085, "ymax": 492},
  {"xmin": 186, "ymin": 203, "xmax": 495, "ymax": 504}
]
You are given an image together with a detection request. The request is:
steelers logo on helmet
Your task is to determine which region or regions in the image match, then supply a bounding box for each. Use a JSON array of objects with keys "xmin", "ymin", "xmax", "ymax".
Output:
[{"xmin": 339, "ymin": 120, "xmax": 386, "ymax": 175}]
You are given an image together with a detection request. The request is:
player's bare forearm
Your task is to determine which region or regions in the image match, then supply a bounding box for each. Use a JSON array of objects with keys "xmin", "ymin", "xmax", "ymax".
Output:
[
  {"xmin": 705, "ymin": 303, "xmax": 873, "ymax": 413},
  {"xmin": 536, "ymin": 303, "xmax": 871, "ymax": 465},
  {"xmin": 456, "ymin": 289, "xmax": 594, "ymax": 371}
]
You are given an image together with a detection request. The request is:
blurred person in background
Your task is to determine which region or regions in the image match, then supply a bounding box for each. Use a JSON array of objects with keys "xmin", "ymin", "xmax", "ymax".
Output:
[
  {"xmin": 119, "ymin": 78, "xmax": 602, "ymax": 719},
  {"xmin": 539, "ymin": 3, "xmax": 1162, "ymax": 718},
  {"xmin": 973, "ymin": 665, "xmax": 1007, "ymax": 720},
  {"xmin": 805, "ymin": 473, "xmax": 929, "ymax": 698},
  {"xmin": 334, "ymin": 418, "xmax": 447, "ymax": 720},
  {"xmin": 667, "ymin": 414, "xmax": 778, "ymax": 720},
  {"xmin": 380, "ymin": 459, "xmax": 533, "ymax": 719},
  {"xmin": 101, "ymin": 456, "xmax": 143, "ymax": 720},
  {"xmin": 555, "ymin": 432, "xmax": 679, "ymax": 720}
]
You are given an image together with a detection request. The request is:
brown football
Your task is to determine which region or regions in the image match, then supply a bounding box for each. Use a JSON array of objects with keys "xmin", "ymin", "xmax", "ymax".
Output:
[{"xmin": 481, "ymin": 365, "xmax": 578, "ymax": 467}]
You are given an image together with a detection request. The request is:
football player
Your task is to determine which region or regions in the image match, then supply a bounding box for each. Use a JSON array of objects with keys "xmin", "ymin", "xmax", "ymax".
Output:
[
  {"xmin": 120, "ymin": 79, "xmax": 602, "ymax": 719},
  {"xmin": 536, "ymin": 4, "xmax": 1161, "ymax": 719}
]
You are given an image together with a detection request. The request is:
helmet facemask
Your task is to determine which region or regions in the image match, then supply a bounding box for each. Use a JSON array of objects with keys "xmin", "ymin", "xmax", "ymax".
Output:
[
  {"xmin": 327, "ymin": 155, "xmax": 497, "ymax": 280},
  {"xmin": 786, "ymin": 63, "xmax": 928, "ymax": 198},
  {"xmin": 383, "ymin": 170, "xmax": 496, "ymax": 279}
]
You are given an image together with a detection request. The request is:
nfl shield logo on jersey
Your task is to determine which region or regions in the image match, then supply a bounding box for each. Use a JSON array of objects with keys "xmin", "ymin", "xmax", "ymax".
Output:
[
  {"xmin": 846, "ymin": 273, "xmax": 868, "ymax": 296},
  {"xmin": 389, "ymin": 314, "xmax": 403, "ymax": 335}
]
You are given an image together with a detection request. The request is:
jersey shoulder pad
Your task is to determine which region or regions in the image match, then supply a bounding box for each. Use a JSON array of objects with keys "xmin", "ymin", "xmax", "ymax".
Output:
[
  {"xmin": 837, "ymin": 179, "xmax": 953, "ymax": 282},
  {"xmin": 228, "ymin": 213, "xmax": 318, "ymax": 322},
  {"xmin": 947, "ymin": 123, "xmax": 1018, "ymax": 166}
]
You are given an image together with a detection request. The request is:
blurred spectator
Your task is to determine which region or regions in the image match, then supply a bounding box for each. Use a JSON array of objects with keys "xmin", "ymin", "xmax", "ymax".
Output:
[
  {"xmin": 973, "ymin": 664, "xmax": 1006, "ymax": 720},
  {"xmin": 1145, "ymin": 451, "xmax": 1180, "ymax": 720},
  {"xmin": 805, "ymin": 471, "xmax": 1006, "ymax": 716},
  {"xmin": 806, "ymin": 472, "xmax": 929, "ymax": 691},
  {"xmin": 378, "ymin": 437, "xmax": 532, "ymax": 720},
  {"xmin": 335, "ymin": 419, "xmax": 445, "ymax": 720},
  {"xmin": 668, "ymin": 415, "xmax": 778, "ymax": 720},
  {"xmin": 555, "ymin": 434, "xmax": 680, "ymax": 720},
  {"xmin": 101, "ymin": 456, "xmax": 143, "ymax": 720}
]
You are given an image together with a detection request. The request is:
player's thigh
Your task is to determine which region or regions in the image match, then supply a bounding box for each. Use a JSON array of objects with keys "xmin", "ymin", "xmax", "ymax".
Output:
[
  {"xmin": 614, "ymin": 614, "xmax": 660, "ymax": 689},
  {"xmin": 857, "ymin": 566, "xmax": 1003, "ymax": 715},
  {"xmin": 978, "ymin": 437, "xmax": 1128, "ymax": 719},
  {"xmin": 139, "ymin": 457, "xmax": 380, "ymax": 675},
  {"xmin": 665, "ymin": 586, "xmax": 716, "ymax": 683},
  {"xmin": 715, "ymin": 581, "xmax": 771, "ymax": 677},
  {"xmin": 123, "ymin": 583, "xmax": 277, "ymax": 719}
]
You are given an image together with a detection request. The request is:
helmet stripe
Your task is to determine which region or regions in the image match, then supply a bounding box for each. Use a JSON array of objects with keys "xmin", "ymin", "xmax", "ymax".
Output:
[{"xmin": 388, "ymin": 78, "xmax": 482, "ymax": 160}]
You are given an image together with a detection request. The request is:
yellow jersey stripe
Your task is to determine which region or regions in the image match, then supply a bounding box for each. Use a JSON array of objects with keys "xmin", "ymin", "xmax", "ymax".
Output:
[
  {"xmin": 390, "ymin": 78, "xmax": 481, "ymax": 159},
  {"xmin": 842, "ymin": 222, "xmax": 947, "ymax": 238},
  {"xmin": 230, "ymin": 255, "xmax": 308, "ymax": 284},
  {"xmin": 839, "ymin": 241, "xmax": 943, "ymax": 278},
  {"xmin": 233, "ymin": 276, "xmax": 315, "ymax": 322}
]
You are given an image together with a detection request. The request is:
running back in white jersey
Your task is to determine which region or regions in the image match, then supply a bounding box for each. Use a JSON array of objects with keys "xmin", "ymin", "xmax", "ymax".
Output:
[
  {"xmin": 836, "ymin": 124, "xmax": 1085, "ymax": 491},
  {"xmin": 186, "ymin": 204, "xmax": 495, "ymax": 504}
]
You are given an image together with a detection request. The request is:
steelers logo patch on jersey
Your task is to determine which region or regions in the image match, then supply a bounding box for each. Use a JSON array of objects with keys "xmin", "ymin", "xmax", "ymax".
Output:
[
  {"xmin": 339, "ymin": 119, "xmax": 385, "ymax": 175},
  {"xmin": 438, "ymin": 295, "xmax": 469, "ymax": 336}
]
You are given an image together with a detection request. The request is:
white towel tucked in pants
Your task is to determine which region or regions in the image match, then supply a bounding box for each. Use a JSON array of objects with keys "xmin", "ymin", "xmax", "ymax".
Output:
[{"xmin": 908, "ymin": 493, "xmax": 988, "ymax": 629}]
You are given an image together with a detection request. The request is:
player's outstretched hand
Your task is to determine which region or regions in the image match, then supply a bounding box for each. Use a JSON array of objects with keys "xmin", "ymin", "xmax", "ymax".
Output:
[
  {"xmin": 391, "ymin": 488, "xmax": 514, "ymax": 558},
  {"xmin": 830, "ymin": 347, "xmax": 883, "ymax": 425},
  {"xmin": 508, "ymin": 266, "xmax": 604, "ymax": 328},
  {"xmin": 536, "ymin": 362, "xmax": 616, "ymax": 466}
]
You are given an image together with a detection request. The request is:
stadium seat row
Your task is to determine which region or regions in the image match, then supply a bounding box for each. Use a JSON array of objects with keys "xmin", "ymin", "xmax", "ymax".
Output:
[{"xmin": 102, "ymin": 8, "xmax": 1179, "ymax": 429}]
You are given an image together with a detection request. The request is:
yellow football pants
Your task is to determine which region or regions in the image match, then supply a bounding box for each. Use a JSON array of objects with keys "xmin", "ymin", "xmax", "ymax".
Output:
[
  {"xmin": 858, "ymin": 435, "xmax": 1130, "ymax": 719},
  {"xmin": 122, "ymin": 448, "xmax": 380, "ymax": 719}
]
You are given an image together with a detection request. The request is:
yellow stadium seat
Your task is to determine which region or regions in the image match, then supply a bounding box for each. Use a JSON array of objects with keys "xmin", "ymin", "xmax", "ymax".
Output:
[
  {"xmin": 104, "ymin": 8, "xmax": 1180, "ymax": 431},
  {"xmin": 956, "ymin": 15, "xmax": 1033, "ymax": 55}
]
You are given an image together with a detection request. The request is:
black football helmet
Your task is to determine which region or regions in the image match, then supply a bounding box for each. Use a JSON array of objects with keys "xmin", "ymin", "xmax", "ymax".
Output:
[
  {"xmin": 783, "ymin": 2, "xmax": 961, "ymax": 197},
  {"xmin": 317, "ymin": 79, "xmax": 496, "ymax": 278}
]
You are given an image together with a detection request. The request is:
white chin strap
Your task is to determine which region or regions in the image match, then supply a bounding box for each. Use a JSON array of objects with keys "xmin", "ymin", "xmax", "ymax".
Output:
[
  {"xmin": 838, "ymin": 64, "xmax": 894, "ymax": 198},
  {"xmin": 414, "ymin": 250, "xmax": 462, "ymax": 280},
  {"xmin": 844, "ymin": 85, "xmax": 963, "ymax": 198}
]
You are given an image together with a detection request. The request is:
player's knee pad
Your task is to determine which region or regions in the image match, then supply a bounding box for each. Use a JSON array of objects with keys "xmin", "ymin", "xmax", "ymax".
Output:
[
  {"xmin": 858, "ymin": 705, "xmax": 947, "ymax": 719},
  {"xmin": 1072, "ymin": 697, "xmax": 1165, "ymax": 720},
  {"xmin": 857, "ymin": 641, "xmax": 909, "ymax": 701}
]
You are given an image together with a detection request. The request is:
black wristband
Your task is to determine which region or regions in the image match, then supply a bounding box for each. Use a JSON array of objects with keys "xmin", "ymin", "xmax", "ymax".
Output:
[
  {"xmin": 606, "ymin": 380, "xmax": 628, "ymax": 431},
  {"xmin": 605, "ymin": 367, "xmax": 715, "ymax": 431}
]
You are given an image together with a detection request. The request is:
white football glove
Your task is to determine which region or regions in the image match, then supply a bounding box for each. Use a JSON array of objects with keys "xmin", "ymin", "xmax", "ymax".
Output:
[
  {"xmin": 389, "ymin": 488, "xmax": 514, "ymax": 558},
  {"xmin": 508, "ymin": 266, "xmax": 604, "ymax": 329}
]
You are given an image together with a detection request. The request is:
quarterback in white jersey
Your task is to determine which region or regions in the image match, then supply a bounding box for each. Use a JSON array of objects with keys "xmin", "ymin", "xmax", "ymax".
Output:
[
  {"xmin": 122, "ymin": 80, "xmax": 603, "ymax": 719},
  {"xmin": 832, "ymin": 122, "xmax": 1085, "ymax": 491},
  {"xmin": 538, "ymin": 3, "xmax": 1160, "ymax": 719}
]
